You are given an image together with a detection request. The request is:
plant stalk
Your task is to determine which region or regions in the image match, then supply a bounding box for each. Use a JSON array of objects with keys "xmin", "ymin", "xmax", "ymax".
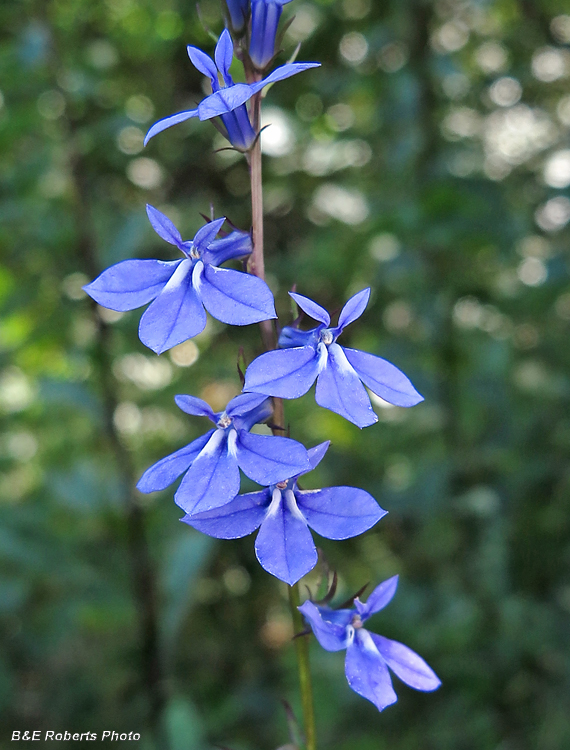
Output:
[
  {"xmin": 248, "ymin": 90, "xmax": 276, "ymax": 354},
  {"xmin": 247, "ymin": 88, "xmax": 315, "ymax": 749},
  {"xmin": 288, "ymin": 583, "xmax": 316, "ymax": 750}
]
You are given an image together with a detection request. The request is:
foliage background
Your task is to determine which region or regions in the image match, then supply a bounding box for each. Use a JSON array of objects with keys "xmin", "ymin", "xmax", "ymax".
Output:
[{"xmin": 1, "ymin": 0, "xmax": 570, "ymax": 747}]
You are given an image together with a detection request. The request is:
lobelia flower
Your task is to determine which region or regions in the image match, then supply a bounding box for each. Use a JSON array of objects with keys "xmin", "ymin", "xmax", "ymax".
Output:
[
  {"xmin": 250, "ymin": 0, "xmax": 294, "ymax": 70},
  {"xmin": 144, "ymin": 29, "xmax": 320, "ymax": 151},
  {"xmin": 244, "ymin": 288, "xmax": 424, "ymax": 428},
  {"xmin": 299, "ymin": 576, "xmax": 441, "ymax": 711},
  {"xmin": 137, "ymin": 392, "xmax": 311, "ymax": 515},
  {"xmin": 83, "ymin": 204, "xmax": 276, "ymax": 354},
  {"xmin": 184, "ymin": 440, "xmax": 386, "ymax": 585},
  {"xmin": 225, "ymin": 0, "xmax": 249, "ymax": 30}
]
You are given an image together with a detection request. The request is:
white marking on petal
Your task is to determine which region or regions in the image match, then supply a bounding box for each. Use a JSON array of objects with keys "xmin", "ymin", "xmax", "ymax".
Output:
[
  {"xmin": 357, "ymin": 627, "xmax": 381, "ymax": 655},
  {"xmin": 317, "ymin": 342, "xmax": 329, "ymax": 373},
  {"xmin": 192, "ymin": 260, "xmax": 204, "ymax": 293},
  {"xmin": 227, "ymin": 428, "xmax": 238, "ymax": 457},
  {"xmin": 346, "ymin": 625, "xmax": 355, "ymax": 647},
  {"xmin": 163, "ymin": 258, "xmax": 192, "ymax": 291},
  {"xmin": 266, "ymin": 488, "xmax": 283, "ymax": 518},
  {"xmin": 197, "ymin": 428, "xmax": 226, "ymax": 458},
  {"xmin": 285, "ymin": 489, "xmax": 308, "ymax": 524},
  {"xmin": 329, "ymin": 343, "xmax": 359, "ymax": 375}
]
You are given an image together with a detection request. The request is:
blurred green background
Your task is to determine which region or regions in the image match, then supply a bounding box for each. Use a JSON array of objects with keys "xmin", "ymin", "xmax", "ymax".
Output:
[{"xmin": 2, "ymin": 0, "xmax": 570, "ymax": 747}]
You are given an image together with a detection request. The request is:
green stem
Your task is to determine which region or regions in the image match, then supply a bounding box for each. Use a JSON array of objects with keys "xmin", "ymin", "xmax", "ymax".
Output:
[{"xmin": 288, "ymin": 583, "xmax": 316, "ymax": 750}]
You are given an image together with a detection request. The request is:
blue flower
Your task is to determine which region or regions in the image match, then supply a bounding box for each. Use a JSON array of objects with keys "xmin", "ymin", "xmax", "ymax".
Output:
[
  {"xmin": 83, "ymin": 204, "xmax": 276, "ymax": 354},
  {"xmin": 243, "ymin": 288, "xmax": 424, "ymax": 428},
  {"xmin": 225, "ymin": 0, "xmax": 249, "ymax": 30},
  {"xmin": 144, "ymin": 29, "xmax": 320, "ymax": 151},
  {"xmin": 299, "ymin": 576, "xmax": 441, "ymax": 711},
  {"xmin": 137, "ymin": 392, "xmax": 311, "ymax": 515},
  {"xmin": 250, "ymin": 0, "xmax": 294, "ymax": 70},
  {"xmin": 184, "ymin": 440, "xmax": 386, "ymax": 585}
]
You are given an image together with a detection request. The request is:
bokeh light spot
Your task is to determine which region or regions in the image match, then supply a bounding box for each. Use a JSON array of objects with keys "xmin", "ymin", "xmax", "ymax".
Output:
[
  {"xmin": 488, "ymin": 77, "xmax": 522, "ymax": 107},
  {"xmin": 339, "ymin": 32, "xmax": 368, "ymax": 64},
  {"xmin": 261, "ymin": 107, "xmax": 295, "ymax": 157},
  {"xmin": 532, "ymin": 47, "xmax": 570, "ymax": 82},
  {"xmin": 543, "ymin": 149, "xmax": 570, "ymax": 188},
  {"xmin": 127, "ymin": 157, "xmax": 163, "ymax": 189},
  {"xmin": 535, "ymin": 197, "xmax": 570, "ymax": 232},
  {"xmin": 517, "ymin": 257, "xmax": 547, "ymax": 286}
]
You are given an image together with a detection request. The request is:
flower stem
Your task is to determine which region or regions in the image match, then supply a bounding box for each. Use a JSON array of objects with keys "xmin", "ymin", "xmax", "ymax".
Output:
[
  {"xmin": 246, "ymin": 86, "xmax": 315, "ymax": 749},
  {"xmin": 288, "ymin": 582, "xmax": 317, "ymax": 750},
  {"xmin": 247, "ymin": 90, "xmax": 285, "ymax": 428},
  {"xmin": 248, "ymin": 90, "xmax": 275, "ymax": 353}
]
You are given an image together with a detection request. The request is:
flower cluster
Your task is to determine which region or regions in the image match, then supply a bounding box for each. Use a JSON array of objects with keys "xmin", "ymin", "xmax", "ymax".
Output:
[
  {"xmin": 85, "ymin": 205, "xmax": 275, "ymax": 353},
  {"xmin": 82, "ymin": 3, "xmax": 440, "ymax": 717},
  {"xmin": 137, "ymin": 392, "xmax": 311, "ymax": 516},
  {"xmin": 299, "ymin": 576, "xmax": 441, "ymax": 710},
  {"xmin": 185, "ymin": 440, "xmax": 386, "ymax": 585},
  {"xmin": 144, "ymin": 29, "xmax": 319, "ymax": 152},
  {"xmin": 245, "ymin": 288, "xmax": 424, "ymax": 428}
]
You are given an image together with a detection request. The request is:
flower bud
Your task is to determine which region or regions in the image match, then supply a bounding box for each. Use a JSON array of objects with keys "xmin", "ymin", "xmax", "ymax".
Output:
[
  {"xmin": 250, "ymin": 0, "xmax": 292, "ymax": 69},
  {"xmin": 226, "ymin": 0, "xmax": 250, "ymax": 30}
]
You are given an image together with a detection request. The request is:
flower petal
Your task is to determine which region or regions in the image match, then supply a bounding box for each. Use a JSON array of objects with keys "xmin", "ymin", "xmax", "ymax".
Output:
[
  {"xmin": 136, "ymin": 430, "xmax": 214, "ymax": 493},
  {"xmin": 336, "ymin": 288, "xmax": 370, "ymax": 331},
  {"xmin": 354, "ymin": 575, "xmax": 399, "ymax": 620},
  {"xmin": 345, "ymin": 630, "xmax": 398, "ymax": 712},
  {"xmin": 83, "ymin": 259, "xmax": 180, "ymax": 312},
  {"xmin": 138, "ymin": 260, "xmax": 207, "ymax": 353},
  {"xmin": 343, "ymin": 348, "xmax": 424, "ymax": 407},
  {"xmin": 298, "ymin": 601, "xmax": 348, "ymax": 651},
  {"xmin": 296, "ymin": 487, "xmax": 386, "ymax": 539},
  {"xmin": 226, "ymin": 392, "xmax": 270, "ymax": 418},
  {"xmin": 244, "ymin": 347, "xmax": 320, "ymax": 398},
  {"xmin": 203, "ymin": 230, "xmax": 252, "ymax": 266},
  {"xmin": 249, "ymin": 62, "xmax": 322, "ymax": 95},
  {"xmin": 289, "ymin": 292, "xmax": 330, "ymax": 325},
  {"xmin": 278, "ymin": 325, "xmax": 318, "ymax": 349},
  {"xmin": 145, "ymin": 204, "xmax": 183, "ymax": 247},
  {"xmin": 307, "ymin": 441, "xmax": 330, "ymax": 471},
  {"xmin": 236, "ymin": 431, "xmax": 310, "ymax": 485},
  {"xmin": 144, "ymin": 110, "xmax": 199, "ymax": 146},
  {"xmin": 192, "ymin": 217, "xmax": 226, "ymax": 252},
  {"xmin": 230, "ymin": 397, "xmax": 273, "ymax": 432},
  {"xmin": 254, "ymin": 491, "xmax": 317, "ymax": 584},
  {"xmin": 215, "ymin": 29, "xmax": 234, "ymax": 83},
  {"xmin": 174, "ymin": 430, "xmax": 240, "ymax": 515},
  {"xmin": 226, "ymin": 0, "xmax": 249, "ymax": 29},
  {"xmin": 220, "ymin": 104, "xmax": 256, "ymax": 151},
  {"xmin": 249, "ymin": 0, "xmax": 282, "ymax": 69},
  {"xmin": 198, "ymin": 84, "xmax": 256, "ymax": 120},
  {"xmin": 315, "ymin": 344, "xmax": 377, "ymax": 428},
  {"xmin": 182, "ymin": 490, "xmax": 269, "ymax": 538},
  {"xmin": 198, "ymin": 265, "xmax": 277, "ymax": 325},
  {"xmin": 174, "ymin": 395, "xmax": 216, "ymax": 421},
  {"xmin": 370, "ymin": 634, "xmax": 441, "ymax": 692},
  {"xmin": 186, "ymin": 45, "xmax": 218, "ymax": 84}
]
